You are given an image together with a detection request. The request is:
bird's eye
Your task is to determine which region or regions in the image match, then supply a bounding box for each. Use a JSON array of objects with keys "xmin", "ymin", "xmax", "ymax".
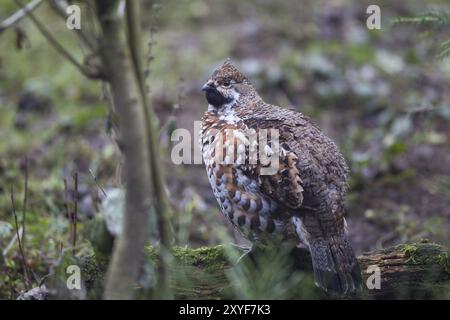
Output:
[{"xmin": 222, "ymin": 79, "xmax": 231, "ymax": 87}]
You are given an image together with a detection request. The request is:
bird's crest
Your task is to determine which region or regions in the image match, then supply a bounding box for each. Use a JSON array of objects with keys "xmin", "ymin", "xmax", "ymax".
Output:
[{"xmin": 210, "ymin": 59, "xmax": 250, "ymax": 84}]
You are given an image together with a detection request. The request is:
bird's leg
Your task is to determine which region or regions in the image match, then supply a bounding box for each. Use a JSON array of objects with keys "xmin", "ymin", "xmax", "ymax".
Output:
[
  {"xmin": 296, "ymin": 242, "xmax": 309, "ymax": 250},
  {"xmin": 229, "ymin": 241, "xmax": 252, "ymax": 251},
  {"xmin": 229, "ymin": 242, "xmax": 254, "ymax": 263},
  {"xmin": 236, "ymin": 245, "xmax": 254, "ymax": 264}
]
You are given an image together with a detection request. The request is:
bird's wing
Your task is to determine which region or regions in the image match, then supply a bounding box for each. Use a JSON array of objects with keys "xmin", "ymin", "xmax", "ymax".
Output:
[
  {"xmin": 240, "ymin": 112, "xmax": 306, "ymax": 209},
  {"xmin": 258, "ymin": 148, "xmax": 304, "ymax": 209},
  {"xmin": 241, "ymin": 104, "xmax": 349, "ymax": 208}
]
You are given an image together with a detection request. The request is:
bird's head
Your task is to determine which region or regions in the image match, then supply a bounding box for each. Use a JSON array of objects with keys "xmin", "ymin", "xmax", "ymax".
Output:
[{"xmin": 202, "ymin": 59, "xmax": 254, "ymax": 109}]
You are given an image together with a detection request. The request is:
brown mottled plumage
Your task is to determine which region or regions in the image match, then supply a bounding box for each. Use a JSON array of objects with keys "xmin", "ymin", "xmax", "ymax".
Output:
[{"xmin": 200, "ymin": 60, "xmax": 362, "ymax": 296}]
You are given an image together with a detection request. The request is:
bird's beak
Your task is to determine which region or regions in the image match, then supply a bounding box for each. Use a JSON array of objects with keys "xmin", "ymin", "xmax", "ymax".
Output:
[{"xmin": 202, "ymin": 82, "xmax": 214, "ymax": 92}]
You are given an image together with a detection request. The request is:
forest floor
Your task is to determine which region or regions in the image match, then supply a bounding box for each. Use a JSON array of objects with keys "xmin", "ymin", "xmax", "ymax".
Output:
[{"xmin": 0, "ymin": 0, "xmax": 449, "ymax": 298}]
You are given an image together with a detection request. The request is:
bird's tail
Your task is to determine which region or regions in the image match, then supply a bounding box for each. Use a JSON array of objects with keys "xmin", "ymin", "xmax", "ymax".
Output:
[{"xmin": 309, "ymin": 235, "xmax": 362, "ymax": 296}]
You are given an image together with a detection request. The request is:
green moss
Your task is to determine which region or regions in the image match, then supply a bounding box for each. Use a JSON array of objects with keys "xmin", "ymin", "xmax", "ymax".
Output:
[
  {"xmin": 174, "ymin": 246, "xmax": 225, "ymax": 264},
  {"xmin": 397, "ymin": 242, "xmax": 449, "ymax": 269},
  {"xmin": 399, "ymin": 243, "xmax": 419, "ymax": 263},
  {"xmin": 147, "ymin": 245, "xmax": 228, "ymax": 273},
  {"xmin": 144, "ymin": 245, "xmax": 232, "ymax": 299},
  {"xmin": 437, "ymin": 253, "xmax": 449, "ymax": 274}
]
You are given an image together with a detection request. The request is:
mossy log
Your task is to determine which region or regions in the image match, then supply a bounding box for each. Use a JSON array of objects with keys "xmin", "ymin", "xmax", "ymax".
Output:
[
  {"xmin": 164, "ymin": 243, "xmax": 450, "ymax": 299},
  {"xmin": 51, "ymin": 218, "xmax": 445, "ymax": 299},
  {"xmin": 357, "ymin": 242, "xmax": 450, "ymax": 299},
  {"xmin": 73, "ymin": 241, "xmax": 449, "ymax": 299}
]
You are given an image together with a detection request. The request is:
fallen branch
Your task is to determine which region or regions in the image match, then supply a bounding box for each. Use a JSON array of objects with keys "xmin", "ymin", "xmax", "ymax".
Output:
[
  {"xmin": 358, "ymin": 242, "xmax": 450, "ymax": 299},
  {"xmin": 152, "ymin": 242, "xmax": 449, "ymax": 299},
  {"xmin": 76, "ymin": 222, "xmax": 450, "ymax": 299}
]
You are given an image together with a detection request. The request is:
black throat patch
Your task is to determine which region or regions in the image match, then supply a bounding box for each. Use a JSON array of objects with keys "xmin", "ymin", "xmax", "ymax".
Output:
[{"xmin": 204, "ymin": 87, "xmax": 232, "ymax": 107}]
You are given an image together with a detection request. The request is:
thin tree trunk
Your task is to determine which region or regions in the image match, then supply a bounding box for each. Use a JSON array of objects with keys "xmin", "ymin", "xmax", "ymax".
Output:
[
  {"xmin": 95, "ymin": 0, "xmax": 153, "ymax": 300},
  {"xmin": 125, "ymin": 0, "xmax": 173, "ymax": 299}
]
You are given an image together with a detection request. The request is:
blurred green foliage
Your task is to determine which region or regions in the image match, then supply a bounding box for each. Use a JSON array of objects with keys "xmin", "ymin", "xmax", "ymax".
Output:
[{"xmin": 0, "ymin": 0, "xmax": 449, "ymax": 299}]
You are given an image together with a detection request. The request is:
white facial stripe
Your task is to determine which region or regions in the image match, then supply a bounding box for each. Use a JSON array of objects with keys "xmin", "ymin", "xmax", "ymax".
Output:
[{"xmin": 224, "ymin": 90, "xmax": 240, "ymax": 107}]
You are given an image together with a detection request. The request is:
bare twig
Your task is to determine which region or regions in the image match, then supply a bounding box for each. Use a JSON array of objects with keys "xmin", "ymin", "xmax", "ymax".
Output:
[
  {"xmin": 72, "ymin": 172, "xmax": 78, "ymax": 257},
  {"xmin": 13, "ymin": 0, "xmax": 103, "ymax": 79},
  {"xmin": 63, "ymin": 178, "xmax": 71, "ymax": 250},
  {"xmin": 0, "ymin": 0, "xmax": 43, "ymax": 33},
  {"xmin": 10, "ymin": 185, "xmax": 31, "ymax": 289},
  {"xmin": 144, "ymin": 0, "xmax": 160, "ymax": 86},
  {"xmin": 406, "ymin": 105, "xmax": 436, "ymax": 114},
  {"xmin": 2, "ymin": 226, "xmax": 22, "ymax": 257},
  {"xmin": 38, "ymin": 273, "xmax": 50, "ymax": 288},
  {"xmin": 49, "ymin": 0, "xmax": 97, "ymax": 51},
  {"xmin": 58, "ymin": 241, "xmax": 64, "ymax": 256},
  {"xmin": 89, "ymin": 168, "xmax": 108, "ymax": 197},
  {"xmin": 21, "ymin": 156, "xmax": 29, "ymax": 248}
]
